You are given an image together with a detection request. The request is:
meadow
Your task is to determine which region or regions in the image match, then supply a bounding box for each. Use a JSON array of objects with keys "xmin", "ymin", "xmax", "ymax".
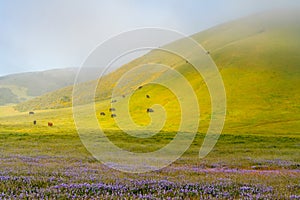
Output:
[
  {"xmin": 1, "ymin": 11, "xmax": 300, "ymax": 199},
  {"xmin": 0, "ymin": 104, "xmax": 299, "ymax": 199}
]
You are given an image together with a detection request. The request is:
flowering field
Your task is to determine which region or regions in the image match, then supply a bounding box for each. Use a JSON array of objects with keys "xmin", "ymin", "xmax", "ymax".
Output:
[
  {"xmin": 1, "ymin": 153, "xmax": 300, "ymax": 199},
  {"xmin": 0, "ymin": 106, "xmax": 299, "ymax": 199},
  {"xmin": 0, "ymin": 156, "xmax": 299, "ymax": 199}
]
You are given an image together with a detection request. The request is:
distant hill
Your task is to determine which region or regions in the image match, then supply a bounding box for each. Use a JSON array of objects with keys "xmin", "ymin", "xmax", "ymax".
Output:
[
  {"xmin": 0, "ymin": 88, "xmax": 19, "ymax": 105},
  {"xmin": 0, "ymin": 67, "xmax": 98, "ymax": 105},
  {"xmin": 15, "ymin": 10, "xmax": 300, "ymax": 133}
]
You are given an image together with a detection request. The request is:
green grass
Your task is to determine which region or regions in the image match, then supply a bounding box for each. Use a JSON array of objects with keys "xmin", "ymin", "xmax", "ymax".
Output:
[
  {"xmin": 0, "ymin": 103, "xmax": 299, "ymax": 198},
  {"xmin": 1, "ymin": 10, "xmax": 300, "ymax": 198},
  {"xmin": 1, "ymin": 103, "xmax": 299, "ymax": 169}
]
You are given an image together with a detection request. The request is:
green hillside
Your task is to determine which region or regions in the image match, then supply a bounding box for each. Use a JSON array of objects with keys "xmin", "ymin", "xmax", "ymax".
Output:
[
  {"xmin": 15, "ymin": 10, "xmax": 300, "ymax": 134},
  {"xmin": 0, "ymin": 88, "xmax": 19, "ymax": 105},
  {"xmin": 0, "ymin": 67, "xmax": 100, "ymax": 105}
]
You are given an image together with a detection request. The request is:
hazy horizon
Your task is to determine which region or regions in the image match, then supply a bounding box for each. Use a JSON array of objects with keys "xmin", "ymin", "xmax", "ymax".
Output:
[{"xmin": 1, "ymin": 0, "xmax": 300, "ymax": 76}]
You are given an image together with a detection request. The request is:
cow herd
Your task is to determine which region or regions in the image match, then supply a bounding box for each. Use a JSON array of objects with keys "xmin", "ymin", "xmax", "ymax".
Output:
[
  {"xmin": 29, "ymin": 111, "xmax": 53, "ymax": 127},
  {"xmin": 100, "ymin": 89, "xmax": 154, "ymax": 119},
  {"xmin": 29, "ymin": 87, "xmax": 156, "ymax": 125}
]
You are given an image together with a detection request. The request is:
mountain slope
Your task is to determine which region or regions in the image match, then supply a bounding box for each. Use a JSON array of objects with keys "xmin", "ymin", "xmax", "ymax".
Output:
[
  {"xmin": 15, "ymin": 10, "xmax": 300, "ymax": 134},
  {"xmin": 0, "ymin": 67, "xmax": 99, "ymax": 105}
]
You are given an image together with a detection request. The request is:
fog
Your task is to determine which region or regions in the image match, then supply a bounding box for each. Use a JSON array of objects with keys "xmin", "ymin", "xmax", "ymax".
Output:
[{"xmin": 0, "ymin": 0, "xmax": 299, "ymax": 76}]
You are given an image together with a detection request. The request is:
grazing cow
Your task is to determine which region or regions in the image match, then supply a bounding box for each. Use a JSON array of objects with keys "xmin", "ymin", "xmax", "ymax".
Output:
[
  {"xmin": 146, "ymin": 108, "xmax": 154, "ymax": 113},
  {"xmin": 100, "ymin": 112, "xmax": 105, "ymax": 116},
  {"xmin": 138, "ymin": 86, "xmax": 143, "ymax": 89},
  {"xmin": 146, "ymin": 94, "xmax": 150, "ymax": 98},
  {"xmin": 33, "ymin": 120, "xmax": 36, "ymax": 125},
  {"xmin": 111, "ymin": 114, "xmax": 116, "ymax": 118},
  {"xmin": 109, "ymin": 108, "xmax": 116, "ymax": 112},
  {"xmin": 111, "ymin": 99, "xmax": 117, "ymax": 103},
  {"xmin": 48, "ymin": 122, "xmax": 53, "ymax": 127},
  {"xmin": 206, "ymin": 51, "xmax": 210, "ymax": 55},
  {"xmin": 122, "ymin": 95, "xmax": 125, "ymax": 98},
  {"xmin": 29, "ymin": 111, "xmax": 35, "ymax": 115}
]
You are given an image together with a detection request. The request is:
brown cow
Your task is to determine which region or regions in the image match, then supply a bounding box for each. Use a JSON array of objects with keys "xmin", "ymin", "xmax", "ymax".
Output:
[
  {"xmin": 48, "ymin": 122, "xmax": 53, "ymax": 127},
  {"xmin": 33, "ymin": 120, "xmax": 37, "ymax": 125}
]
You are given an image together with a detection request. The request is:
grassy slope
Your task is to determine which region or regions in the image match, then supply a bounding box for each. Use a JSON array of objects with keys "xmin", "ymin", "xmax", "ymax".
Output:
[
  {"xmin": 15, "ymin": 50, "xmax": 184, "ymax": 111},
  {"xmin": 0, "ymin": 67, "xmax": 102, "ymax": 105},
  {"xmin": 0, "ymin": 88, "xmax": 19, "ymax": 105},
  {"xmin": 195, "ymin": 11, "xmax": 300, "ymax": 134},
  {"xmin": 15, "ymin": 11, "xmax": 300, "ymax": 136}
]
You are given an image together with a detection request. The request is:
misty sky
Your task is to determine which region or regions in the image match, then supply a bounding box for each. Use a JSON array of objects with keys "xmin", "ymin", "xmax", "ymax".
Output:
[{"xmin": 0, "ymin": 0, "xmax": 299, "ymax": 76}]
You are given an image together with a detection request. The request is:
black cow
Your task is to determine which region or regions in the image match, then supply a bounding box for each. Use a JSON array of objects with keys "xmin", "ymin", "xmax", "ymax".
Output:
[
  {"xmin": 138, "ymin": 86, "xmax": 143, "ymax": 89},
  {"xmin": 33, "ymin": 120, "xmax": 37, "ymax": 125},
  {"xmin": 100, "ymin": 112, "xmax": 105, "ymax": 116},
  {"xmin": 109, "ymin": 108, "xmax": 116, "ymax": 112},
  {"xmin": 29, "ymin": 111, "xmax": 35, "ymax": 115},
  {"xmin": 111, "ymin": 114, "xmax": 116, "ymax": 118},
  {"xmin": 146, "ymin": 94, "xmax": 150, "ymax": 98},
  {"xmin": 146, "ymin": 108, "xmax": 154, "ymax": 113}
]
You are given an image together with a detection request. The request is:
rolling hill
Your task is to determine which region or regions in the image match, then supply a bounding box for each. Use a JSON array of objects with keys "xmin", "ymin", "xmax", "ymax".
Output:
[
  {"xmin": 15, "ymin": 10, "xmax": 300, "ymax": 134},
  {"xmin": 0, "ymin": 67, "xmax": 99, "ymax": 105}
]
